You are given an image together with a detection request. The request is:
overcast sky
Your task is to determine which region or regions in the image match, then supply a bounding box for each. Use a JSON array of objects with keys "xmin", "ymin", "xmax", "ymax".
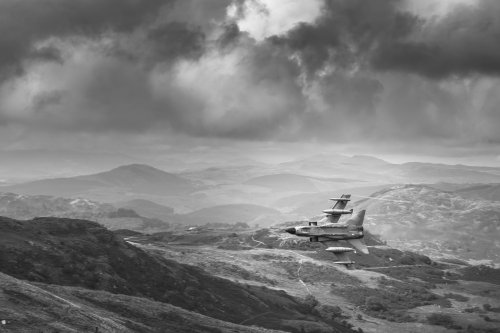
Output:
[{"xmin": 1, "ymin": 0, "xmax": 499, "ymax": 167}]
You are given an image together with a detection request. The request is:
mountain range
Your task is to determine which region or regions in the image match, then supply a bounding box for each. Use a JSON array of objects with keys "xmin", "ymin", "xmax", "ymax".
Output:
[{"xmin": 3, "ymin": 158, "xmax": 500, "ymax": 216}]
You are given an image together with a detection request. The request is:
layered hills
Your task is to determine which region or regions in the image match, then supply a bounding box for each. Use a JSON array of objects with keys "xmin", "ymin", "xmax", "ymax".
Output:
[
  {"xmin": 0, "ymin": 192, "xmax": 170, "ymax": 233},
  {"xmin": 3, "ymin": 159, "xmax": 500, "ymax": 223},
  {"xmin": 276, "ymin": 154, "xmax": 500, "ymax": 183},
  {"xmin": 0, "ymin": 192, "xmax": 288, "ymax": 230}
]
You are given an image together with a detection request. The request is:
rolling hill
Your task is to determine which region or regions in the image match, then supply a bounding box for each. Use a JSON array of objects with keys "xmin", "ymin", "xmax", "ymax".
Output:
[
  {"xmin": 114, "ymin": 198, "xmax": 175, "ymax": 219},
  {"xmin": 0, "ymin": 149, "xmax": 138, "ymax": 183},
  {"xmin": 355, "ymin": 185, "xmax": 500, "ymax": 263},
  {"xmin": 393, "ymin": 163, "xmax": 500, "ymax": 183},
  {"xmin": 278, "ymin": 154, "xmax": 500, "ymax": 184},
  {"xmin": 3, "ymin": 164, "xmax": 199, "ymax": 199}
]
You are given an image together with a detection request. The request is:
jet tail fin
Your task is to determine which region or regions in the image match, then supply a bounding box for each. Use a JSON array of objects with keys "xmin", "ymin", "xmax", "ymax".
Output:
[
  {"xmin": 346, "ymin": 210, "xmax": 365, "ymax": 226},
  {"xmin": 348, "ymin": 238, "xmax": 369, "ymax": 254}
]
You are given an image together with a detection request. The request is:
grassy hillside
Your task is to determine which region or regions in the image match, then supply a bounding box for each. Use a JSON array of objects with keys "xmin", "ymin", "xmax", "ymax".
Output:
[{"xmin": 0, "ymin": 272, "xmax": 283, "ymax": 333}]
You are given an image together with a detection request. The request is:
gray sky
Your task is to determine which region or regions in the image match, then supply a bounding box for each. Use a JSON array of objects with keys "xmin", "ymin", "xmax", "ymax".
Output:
[{"xmin": 0, "ymin": 0, "xmax": 499, "ymax": 166}]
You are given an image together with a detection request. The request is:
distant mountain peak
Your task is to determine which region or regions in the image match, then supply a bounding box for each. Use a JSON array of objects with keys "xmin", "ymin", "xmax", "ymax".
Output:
[
  {"xmin": 349, "ymin": 155, "xmax": 390, "ymax": 162},
  {"xmin": 107, "ymin": 163, "xmax": 167, "ymax": 173}
]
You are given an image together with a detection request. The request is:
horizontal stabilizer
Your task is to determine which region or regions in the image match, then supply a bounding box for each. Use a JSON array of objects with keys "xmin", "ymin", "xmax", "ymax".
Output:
[{"xmin": 348, "ymin": 238, "xmax": 369, "ymax": 254}]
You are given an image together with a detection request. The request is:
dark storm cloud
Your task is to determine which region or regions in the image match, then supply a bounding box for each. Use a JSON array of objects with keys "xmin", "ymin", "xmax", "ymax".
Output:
[
  {"xmin": 269, "ymin": 0, "xmax": 418, "ymax": 77},
  {"xmin": 244, "ymin": 0, "xmax": 500, "ymax": 144},
  {"xmin": 0, "ymin": 0, "xmax": 232, "ymax": 134},
  {"xmin": 0, "ymin": 0, "xmax": 170, "ymax": 81},
  {"xmin": 1, "ymin": 0, "xmax": 500, "ymax": 148},
  {"xmin": 374, "ymin": 0, "xmax": 500, "ymax": 78},
  {"xmin": 146, "ymin": 22, "xmax": 206, "ymax": 63},
  {"xmin": 217, "ymin": 23, "xmax": 242, "ymax": 49},
  {"xmin": 272, "ymin": 0, "xmax": 500, "ymax": 79}
]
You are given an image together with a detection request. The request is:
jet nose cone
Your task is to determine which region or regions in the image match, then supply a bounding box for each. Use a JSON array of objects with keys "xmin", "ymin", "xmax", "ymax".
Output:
[{"xmin": 285, "ymin": 227, "xmax": 296, "ymax": 234}]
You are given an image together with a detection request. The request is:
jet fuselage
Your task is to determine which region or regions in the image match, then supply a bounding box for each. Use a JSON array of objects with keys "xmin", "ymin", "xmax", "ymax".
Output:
[{"xmin": 285, "ymin": 224, "xmax": 364, "ymax": 240}]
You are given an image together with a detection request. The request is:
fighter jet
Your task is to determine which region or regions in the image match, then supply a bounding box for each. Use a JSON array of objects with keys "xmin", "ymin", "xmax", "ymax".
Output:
[{"xmin": 285, "ymin": 195, "xmax": 368, "ymax": 266}]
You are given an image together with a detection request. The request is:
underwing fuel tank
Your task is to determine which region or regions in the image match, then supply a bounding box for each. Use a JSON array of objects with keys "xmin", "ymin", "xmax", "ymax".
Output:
[
  {"xmin": 334, "ymin": 261, "xmax": 355, "ymax": 265},
  {"xmin": 322, "ymin": 208, "xmax": 353, "ymax": 215},
  {"xmin": 329, "ymin": 198, "xmax": 351, "ymax": 201},
  {"xmin": 325, "ymin": 247, "xmax": 355, "ymax": 253}
]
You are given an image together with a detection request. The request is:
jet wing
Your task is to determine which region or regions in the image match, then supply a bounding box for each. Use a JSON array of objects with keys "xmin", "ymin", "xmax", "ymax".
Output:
[
  {"xmin": 332, "ymin": 194, "xmax": 351, "ymax": 210},
  {"xmin": 347, "ymin": 238, "xmax": 369, "ymax": 254},
  {"xmin": 321, "ymin": 238, "xmax": 368, "ymax": 254},
  {"xmin": 326, "ymin": 194, "xmax": 351, "ymax": 223}
]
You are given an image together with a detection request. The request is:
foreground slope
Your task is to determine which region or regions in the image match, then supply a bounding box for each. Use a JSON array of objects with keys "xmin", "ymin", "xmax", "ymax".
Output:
[
  {"xmin": 0, "ymin": 216, "xmax": 354, "ymax": 333},
  {"xmin": 0, "ymin": 272, "xmax": 283, "ymax": 333}
]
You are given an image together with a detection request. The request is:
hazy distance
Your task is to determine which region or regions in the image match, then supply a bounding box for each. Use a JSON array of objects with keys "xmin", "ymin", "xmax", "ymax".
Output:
[{"xmin": 0, "ymin": 0, "xmax": 500, "ymax": 182}]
